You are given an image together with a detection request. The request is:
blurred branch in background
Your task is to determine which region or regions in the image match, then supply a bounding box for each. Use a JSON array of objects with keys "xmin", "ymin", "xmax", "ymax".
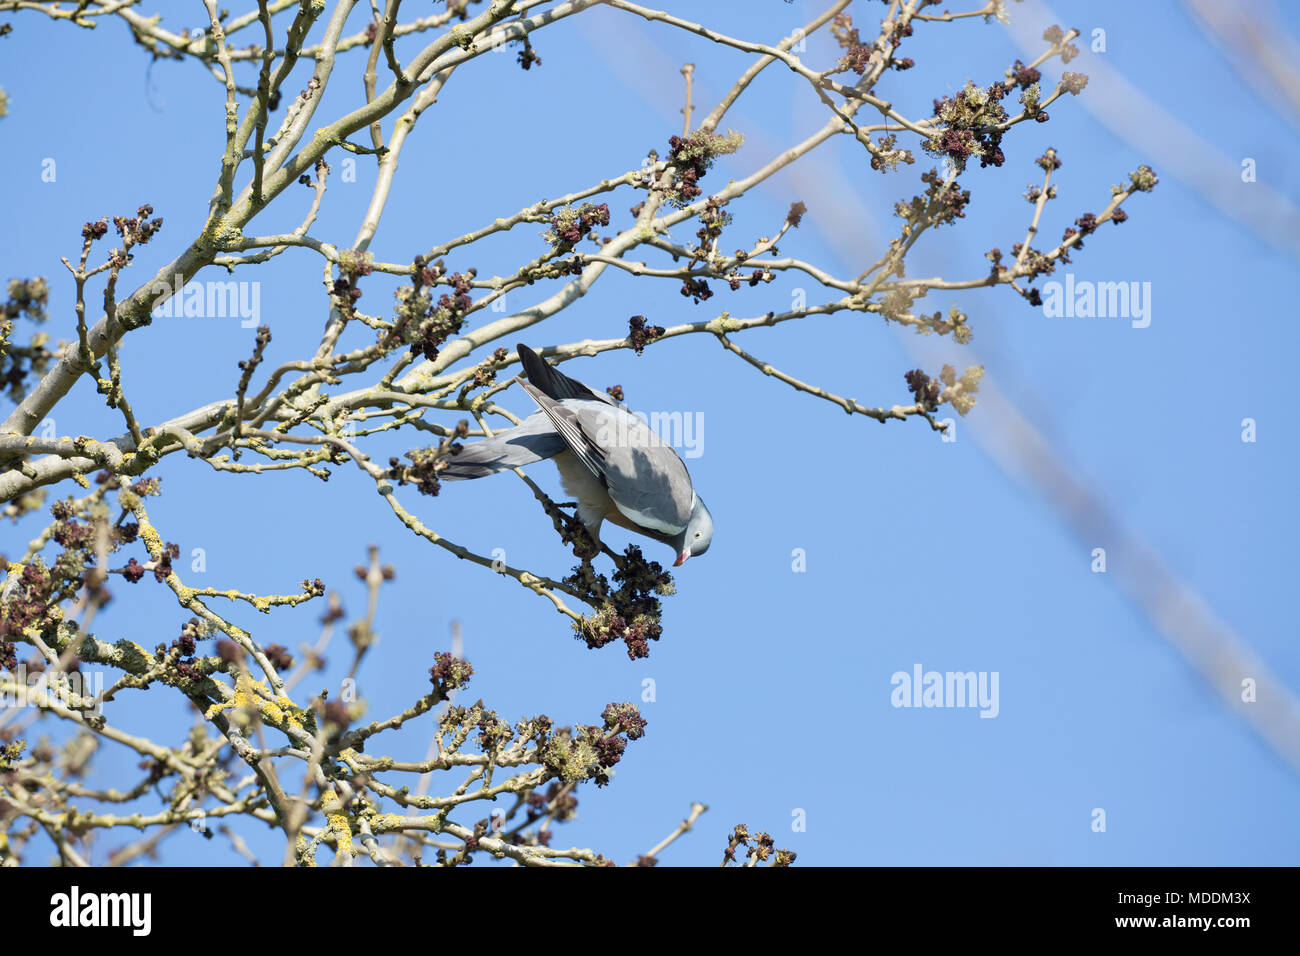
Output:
[
  {"xmin": 969, "ymin": 379, "xmax": 1300, "ymax": 775},
  {"xmin": 763, "ymin": 1, "xmax": 1300, "ymax": 778},
  {"xmin": 1006, "ymin": 0, "xmax": 1300, "ymax": 263},
  {"xmin": 1182, "ymin": 0, "xmax": 1300, "ymax": 133}
]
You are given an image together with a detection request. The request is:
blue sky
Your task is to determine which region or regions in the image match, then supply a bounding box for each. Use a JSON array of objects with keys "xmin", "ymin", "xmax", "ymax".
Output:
[{"xmin": 2, "ymin": 0, "xmax": 1298, "ymax": 865}]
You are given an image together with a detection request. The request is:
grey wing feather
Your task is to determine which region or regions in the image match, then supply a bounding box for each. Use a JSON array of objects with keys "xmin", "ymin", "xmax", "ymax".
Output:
[
  {"xmin": 604, "ymin": 459, "xmax": 694, "ymax": 533},
  {"xmin": 438, "ymin": 412, "xmax": 567, "ymax": 480},
  {"xmin": 519, "ymin": 382, "xmax": 609, "ymax": 480},
  {"xmin": 516, "ymin": 343, "xmax": 616, "ymax": 405}
]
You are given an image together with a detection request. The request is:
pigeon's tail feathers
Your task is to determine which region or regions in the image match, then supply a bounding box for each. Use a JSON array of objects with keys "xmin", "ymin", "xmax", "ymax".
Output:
[
  {"xmin": 516, "ymin": 343, "xmax": 607, "ymax": 403},
  {"xmin": 438, "ymin": 413, "xmax": 567, "ymax": 480}
]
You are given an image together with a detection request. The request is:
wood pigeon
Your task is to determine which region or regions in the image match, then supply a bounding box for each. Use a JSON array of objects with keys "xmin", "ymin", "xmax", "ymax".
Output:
[{"xmin": 440, "ymin": 344, "xmax": 713, "ymax": 566}]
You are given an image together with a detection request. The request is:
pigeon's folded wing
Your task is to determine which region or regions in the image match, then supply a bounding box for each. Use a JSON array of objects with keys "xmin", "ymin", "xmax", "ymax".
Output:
[{"xmin": 594, "ymin": 414, "xmax": 694, "ymax": 535}]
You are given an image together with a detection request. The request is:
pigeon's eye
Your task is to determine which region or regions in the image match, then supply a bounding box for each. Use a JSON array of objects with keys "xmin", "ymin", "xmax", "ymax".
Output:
[{"xmin": 694, "ymin": 532, "xmax": 701, "ymax": 538}]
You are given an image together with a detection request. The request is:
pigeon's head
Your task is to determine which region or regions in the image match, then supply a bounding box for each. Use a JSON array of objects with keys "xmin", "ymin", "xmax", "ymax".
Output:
[{"xmin": 672, "ymin": 494, "xmax": 713, "ymax": 567}]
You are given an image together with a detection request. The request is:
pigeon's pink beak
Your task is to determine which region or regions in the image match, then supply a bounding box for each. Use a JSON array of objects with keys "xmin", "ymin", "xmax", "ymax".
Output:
[{"xmin": 674, "ymin": 550, "xmax": 690, "ymax": 567}]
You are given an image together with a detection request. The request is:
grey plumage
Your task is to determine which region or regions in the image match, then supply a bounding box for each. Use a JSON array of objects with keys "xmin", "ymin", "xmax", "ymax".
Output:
[
  {"xmin": 444, "ymin": 344, "xmax": 714, "ymax": 566},
  {"xmin": 438, "ymin": 412, "xmax": 567, "ymax": 480}
]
